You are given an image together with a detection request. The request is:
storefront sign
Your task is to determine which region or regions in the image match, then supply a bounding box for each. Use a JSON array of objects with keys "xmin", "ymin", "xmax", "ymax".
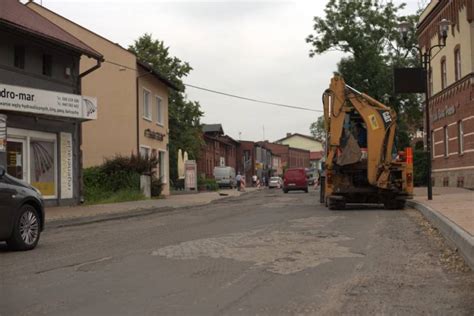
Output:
[
  {"xmin": 144, "ymin": 128, "xmax": 165, "ymax": 141},
  {"xmin": 185, "ymin": 160, "xmax": 197, "ymax": 191},
  {"xmin": 432, "ymin": 105, "xmax": 456, "ymax": 122},
  {"xmin": 60, "ymin": 133, "xmax": 73, "ymax": 199},
  {"xmin": 0, "ymin": 84, "xmax": 97, "ymax": 120},
  {"xmin": 0, "ymin": 114, "xmax": 6, "ymax": 152}
]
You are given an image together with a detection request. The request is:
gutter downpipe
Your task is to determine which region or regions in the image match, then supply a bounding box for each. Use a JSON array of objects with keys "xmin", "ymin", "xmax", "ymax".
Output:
[
  {"xmin": 78, "ymin": 57, "xmax": 102, "ymax": 203},
  {"xmin": 79, "ymin": 59, "xmax": 102, "ymax": 78}
]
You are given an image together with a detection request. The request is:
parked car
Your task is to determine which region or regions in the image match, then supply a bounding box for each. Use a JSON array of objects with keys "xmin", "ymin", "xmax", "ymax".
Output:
[
  {"xmin": 0, "ymin": 166, "xmax": 44, "ymax": 250},
  {"xmin": 283, "ymin": 168, "xmax": 308, "ymax": 193},
  {"xmin": 268, "ymin": 176, "xmax": 282, "ymax": 189},
  {"xmin": 213, "ymin": 166, "xmax": 236, "ymax": 188}
]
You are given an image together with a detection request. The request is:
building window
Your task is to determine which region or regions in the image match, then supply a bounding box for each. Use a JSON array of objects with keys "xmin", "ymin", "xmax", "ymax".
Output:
[
  {"xmin": 458, "ymin": 121, "xmax": 464, "ymax": 155},
  {"xmin": 428, "ymin": 69, "xmax": 433, "ymax": 97},
  {"xmin": 444, "ymin": 126, "xmax": 449, "ymax": 157},
  {"xmin": 440, "ymin": 57, "xmax": 447, "ymax": 89},
  {"xmin": 14, "ymin": 46, "xmax": 25, "ymax": 69},
  {"xmin": 140, "ymin": 145, "xmax": 150, "ymax": 158},
  {"xmin": 42, "ymin": 54, "xmax": 52, "ymax": 76},
  {"xmin": 454, "ymin": 47, "xmax": 461, "ymax": 81},
  {"xmin": 431, "ymin": 130, "xmax": 435, "ymax": 158},
  {"xmin": 143, "ymin": 89, "xmax": 151, "ymax": 120},
  {"xmin": 156, "ymin": 96, "xmax": 163, "ymax": 125}
]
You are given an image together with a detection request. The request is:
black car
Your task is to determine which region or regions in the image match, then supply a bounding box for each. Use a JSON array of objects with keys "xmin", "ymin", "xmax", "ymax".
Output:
[{"xmin": 0, "ymin": 165, "xmax": 44, "ymax": 250}]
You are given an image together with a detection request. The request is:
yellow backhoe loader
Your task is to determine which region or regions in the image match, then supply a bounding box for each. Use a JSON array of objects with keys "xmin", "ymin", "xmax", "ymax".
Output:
[{"xmin": 320, "ymin": 75, "xmax": 413, "ymax": 210}]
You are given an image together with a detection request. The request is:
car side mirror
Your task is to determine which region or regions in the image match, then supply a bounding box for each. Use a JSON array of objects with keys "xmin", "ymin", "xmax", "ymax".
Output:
[{"xmin": 0, "ymin": 166, "xmax": 5, "ymax": 177}]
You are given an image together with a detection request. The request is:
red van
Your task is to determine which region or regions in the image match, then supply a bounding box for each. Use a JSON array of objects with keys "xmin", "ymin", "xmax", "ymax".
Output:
[{"xmin": 283, "ymin": 168, "xmax": 308, "ymax": 193}]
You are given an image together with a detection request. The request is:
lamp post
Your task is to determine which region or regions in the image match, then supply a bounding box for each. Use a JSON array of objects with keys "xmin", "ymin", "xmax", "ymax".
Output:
[{"xmin": 398, "ymin": 18, "xmax": 450, "ymax": 200}]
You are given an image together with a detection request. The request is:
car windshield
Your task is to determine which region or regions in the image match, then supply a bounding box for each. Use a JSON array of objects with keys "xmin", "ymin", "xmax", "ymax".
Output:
[{"xmin": 270, "ymin": 177, "xmax": 280, "ymax": 181}]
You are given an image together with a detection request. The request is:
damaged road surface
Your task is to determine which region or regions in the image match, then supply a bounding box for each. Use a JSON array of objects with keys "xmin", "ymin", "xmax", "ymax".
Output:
[{"xmin": 1, "ymin": 190, "xmax": 473, "ymax": 315}]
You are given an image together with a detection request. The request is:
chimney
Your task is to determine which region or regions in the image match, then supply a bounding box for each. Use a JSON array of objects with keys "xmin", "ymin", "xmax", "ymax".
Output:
[{"xmin": 286, "ymin": 133, "xmax": 292, "ymax": 138}]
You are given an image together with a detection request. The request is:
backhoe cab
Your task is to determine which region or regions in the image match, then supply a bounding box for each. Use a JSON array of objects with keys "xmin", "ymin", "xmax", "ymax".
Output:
[{"xmin": 320, "ymin": 75, "xmax": 413, "ymax": 210}]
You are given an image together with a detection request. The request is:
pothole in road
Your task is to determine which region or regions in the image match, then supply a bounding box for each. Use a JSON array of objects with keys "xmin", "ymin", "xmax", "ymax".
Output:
[{"xmin": 152, "ymin": 215, "xmax": 363, "ymax": 275}]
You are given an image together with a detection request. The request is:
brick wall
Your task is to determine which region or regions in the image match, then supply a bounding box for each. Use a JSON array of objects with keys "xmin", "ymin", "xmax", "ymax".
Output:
[{"xmin": 429, "ymin": 74, "xmax": 474, "ymax": 188}]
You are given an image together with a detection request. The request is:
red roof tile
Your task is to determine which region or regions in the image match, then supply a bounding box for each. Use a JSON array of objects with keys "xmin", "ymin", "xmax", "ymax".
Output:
[{"xmin": 0, "ymin": 0, "xmax": 102, "ymax": 59}]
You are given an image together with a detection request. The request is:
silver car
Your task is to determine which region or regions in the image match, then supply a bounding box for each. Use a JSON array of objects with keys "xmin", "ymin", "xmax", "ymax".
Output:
[{"xmin": 268, "ymin": 176, "xmax": 282, "ymax": 189}]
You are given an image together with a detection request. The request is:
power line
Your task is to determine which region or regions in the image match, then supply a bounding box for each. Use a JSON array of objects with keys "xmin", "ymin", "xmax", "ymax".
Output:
[
  {"xmin": 184, "ymin": 84, "xmax": 322, "ymax": 113},
  {"xmin": 101, "ymin": 57, "xmax": 322, "ymax": 113}
]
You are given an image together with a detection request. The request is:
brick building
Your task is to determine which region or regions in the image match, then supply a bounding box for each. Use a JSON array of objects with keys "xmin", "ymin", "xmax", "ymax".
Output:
[
  {"xmin": 236, "ymin": 140, "xmax": 255, "ymax": 182},
  {"xmin": 260, "ymin": 142, "xmax": 310, "ymax": 170},
  {"xmin": 197, "ymin": 124, "xmax": 238, "ymax": 178},
  {"xmin": 418, "ymin": 0, "xmax": 474, "ymax": 188}
]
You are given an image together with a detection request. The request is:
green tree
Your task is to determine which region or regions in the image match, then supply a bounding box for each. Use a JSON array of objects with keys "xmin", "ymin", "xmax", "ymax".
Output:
[
  {"xmin": 129, "ymin": 34, "xmax": 204, "ymax": 183},
  {"xmin": 306, "ymin": 0, "xmax": 423, "ymax": 148},
  {"xmin": 309, "ymin": 116, "xmax": 326, "ymax": 141}
]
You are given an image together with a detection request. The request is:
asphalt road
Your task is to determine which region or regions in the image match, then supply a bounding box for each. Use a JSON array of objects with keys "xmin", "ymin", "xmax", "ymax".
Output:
[{"xmin": 1, "ymin": 189, "xmax": 473, "ymax": 315}]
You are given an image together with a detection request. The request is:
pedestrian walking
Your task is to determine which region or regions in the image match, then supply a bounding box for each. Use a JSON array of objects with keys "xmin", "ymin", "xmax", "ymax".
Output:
[
  {"xmin": 252, "ymin": 175, "xmax": 257, "ymax": 187},
  {"xmin": 236, "ymin": 172, "xmax": 242, "ymax": 191}
]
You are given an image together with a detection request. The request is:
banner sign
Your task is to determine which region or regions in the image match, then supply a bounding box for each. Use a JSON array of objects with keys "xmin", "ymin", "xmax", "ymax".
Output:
[
  {"xmin": 0, "ymin": 84, "xmax": 97, "ymax": 120},
  {"xmin": 0, "ymin": 114, "xmax": 6, "ymax": 152},
  {"xmin": 60, "ymin": 132, "xmax": 73, "ymax": 199}
]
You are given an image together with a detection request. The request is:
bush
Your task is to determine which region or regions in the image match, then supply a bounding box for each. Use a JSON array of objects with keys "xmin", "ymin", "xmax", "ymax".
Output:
[
  {"xmin": 82, "ymin": 153, "xmax": 161, "ymax": 204},
  {"xmin": 205, "ymin": 178, "xmax": 219, "ymax": 191},
  {"xmin": 413, "ymin": 150, "xmax": 428, "ymax": 186}
]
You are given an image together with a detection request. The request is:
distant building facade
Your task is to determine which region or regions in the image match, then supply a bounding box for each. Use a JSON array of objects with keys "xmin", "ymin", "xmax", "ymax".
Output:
[
  {"xmin": 418, "ymin": 0, "xmax": 474, "ymax": 188},
  {"xmin": 275, "ymin": 133, "xmax": 323, "ymax": 152},
  {"xmin": 197, "ymin": 124, "xmax": 238, "ymax": 178},
  {"xmin": 260, "ymin": 142, "xmax": 310, "ymax": 170}
]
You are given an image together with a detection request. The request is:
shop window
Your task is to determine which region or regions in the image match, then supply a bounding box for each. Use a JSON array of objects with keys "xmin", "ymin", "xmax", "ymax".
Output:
[
  {"xmin": 440, "ymin": 57, "xmax": 447, "ymax": 89},
  {"xmin": 444, "ymin": 126, "xmax": 448, "ymax": 157},
  {"xmin": 458, "ymin": 120, "xmax": 464, "ymax": 154},
  {"xmin": 156, "ymin": 96, "xmax": 163, "ymax": 125},
  {"xmin": 143, "ymin": 89, "xmax": 151, "ymax": 120},
  {"xmin": 30, "ymin": 140, "xmax": 56, "ymax": 196},
  {"xmin": 454, "ymin": 47, "xmax": 461, "ymax": 81},
  {"xmin": 6, "ymin": 140, "xmax": 25, "ymax": 180},
  {"xmin": 14, "ymin": 46, "xmax": 25, "ymax": 69},
  {"xmin": 42, "ymin": 54, "xmax": 52, "ymax": 77}
]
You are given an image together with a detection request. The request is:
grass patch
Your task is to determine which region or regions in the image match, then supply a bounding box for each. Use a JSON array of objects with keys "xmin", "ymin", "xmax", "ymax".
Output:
[{"xmin": 83, "ymin": 189, "xmax": 146, "ymax": 205}]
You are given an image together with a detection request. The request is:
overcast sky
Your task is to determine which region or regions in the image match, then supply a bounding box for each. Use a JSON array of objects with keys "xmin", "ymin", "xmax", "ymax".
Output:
[{"xmin": 32, "ymin": 0, "xmax": 421, "ymax": 142}]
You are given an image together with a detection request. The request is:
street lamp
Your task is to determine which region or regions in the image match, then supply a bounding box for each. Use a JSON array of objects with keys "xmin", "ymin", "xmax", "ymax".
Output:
[{"xmin": 397, "ymin": 19, "xmax": 451, "ymax": 200}]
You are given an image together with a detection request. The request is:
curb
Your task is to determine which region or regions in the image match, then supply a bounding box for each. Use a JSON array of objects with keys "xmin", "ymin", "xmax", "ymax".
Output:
[
  {"xmin": 407, "ymin": 200, "xmax": 474, "ymax": 270},
  {"xmin": 46, "ymin": 190, "xmax": 260, "ymax": 229}
]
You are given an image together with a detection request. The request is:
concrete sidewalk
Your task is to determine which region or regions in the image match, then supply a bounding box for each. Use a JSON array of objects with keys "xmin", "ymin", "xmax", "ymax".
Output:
[
  {"xmin": 409, "ymin": 186, "xmax": 474, "ymax": 269},
  {"xmin": 46, "ymin": 188, "xmax": 259, "ymax": 222}
]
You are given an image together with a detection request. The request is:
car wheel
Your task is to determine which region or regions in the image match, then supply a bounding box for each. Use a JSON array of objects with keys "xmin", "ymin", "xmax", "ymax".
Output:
[
  {"xmin": 304, "ymin": 187, "xmax": 309, "ymax": 193},
  {"xmin": 283, "ymin": 189, "xmax": 288, "ymax": 194},
  {"xmin": 7, "ymin": 204, "xmax": 41, "ymax": 251}
]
